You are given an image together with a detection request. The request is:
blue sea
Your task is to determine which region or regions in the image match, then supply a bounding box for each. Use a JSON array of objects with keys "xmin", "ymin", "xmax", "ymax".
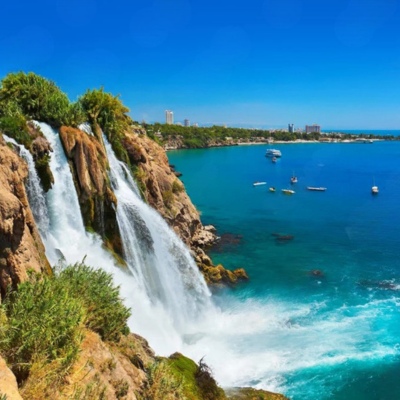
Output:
[{"xmin": 168, "ymin": 141, "xmax": 400, "ymax": 400}]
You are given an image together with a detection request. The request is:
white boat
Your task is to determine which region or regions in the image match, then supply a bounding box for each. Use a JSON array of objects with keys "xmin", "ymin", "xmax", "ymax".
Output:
[
  {"xmin": 269, "ymin": 187, "xmax": 276, "ymax": 192},
  {"xmin": 307, "ymin": 187, "xmax": 327, "ymax": 191},
  {"xmin": 371, "ymin": 185, "xmax": 379, "ymax": 194},
  {"xmin": 253, "ymin": 181, "xmax": 267, "ymax": 186},
  {"xmin": 290, "ymin": 176, "xmax": 298, "ymax": 184},
  {"xmin": 266, "ymin": 149, "xmax": 282, "ymax": 157},
  {"xmin": 282, "ymin": 189, "xmax": 295, "ymax": 195}
]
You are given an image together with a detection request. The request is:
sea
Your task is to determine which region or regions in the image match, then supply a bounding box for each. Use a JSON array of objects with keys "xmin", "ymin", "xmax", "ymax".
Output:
[{"xmin": 168, "ymin": 141, "xmax": 400, "ymax": 400}]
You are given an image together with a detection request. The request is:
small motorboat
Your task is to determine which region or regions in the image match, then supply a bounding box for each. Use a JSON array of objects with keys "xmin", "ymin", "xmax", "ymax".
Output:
[
  {"xmin": 371, "ymin": 185, "xmax": 379, "ymax": 194},
  {"xmin": 269, "ymin": 187, "xmax": 276, "ymax": 192},
  {"xmin": 282, "ymin": 189, "xmax": 295, "ymax": 195},
  {"xmin": 253, "ymin": 181, "xmax": 267, "ymax": 186},
  {"xmin": 307, "ymin": 187, "xmax": 327, "ymax": 191},
  {"xmin": 290, "ymin": 176, "xmax": 298, "ymax": 184},
  {"xmin": 266, "ymin": 149, "xmax": 282, "ymax": 157}
]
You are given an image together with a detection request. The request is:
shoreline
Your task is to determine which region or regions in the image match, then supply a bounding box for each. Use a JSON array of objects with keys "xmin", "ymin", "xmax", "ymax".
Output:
[{"xmin": 165, "ymin": 138, "xmax": 385, "ymax": 151}]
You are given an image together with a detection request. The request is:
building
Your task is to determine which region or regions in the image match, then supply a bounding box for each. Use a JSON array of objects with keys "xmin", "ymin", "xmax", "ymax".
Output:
[
  {"xmin": 184, "ymin": 119, "xmax": 190, "ymax": 127},
  {"xmin": 288, "ymin": 123, "xmax": 294, "ymax": 133},
  {"xmin": 305, "ymin": 124, "xmax": 321, "ymax": 134},
  {"xmin": 165, "ymin": 110, "xmax": 174, "ymax": 125}
]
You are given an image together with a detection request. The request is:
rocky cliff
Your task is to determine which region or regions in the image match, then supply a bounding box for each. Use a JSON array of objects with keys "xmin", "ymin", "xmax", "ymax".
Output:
[
  {"xmin": 0, "ymin": 136, "xmax": 50, "ymax": 299},
  {"xmin": 58, "ymin": 126, "xmax": 123, "ymax": 258},
  {"xmin": 122, "ymin": 127, "xmax": 248, "ymax": 285}
]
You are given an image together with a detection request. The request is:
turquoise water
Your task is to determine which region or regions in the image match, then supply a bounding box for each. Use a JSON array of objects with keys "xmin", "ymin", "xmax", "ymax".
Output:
[{"xmin": 168, "ymin": 142, "xmax": 400, "ymax": 400}]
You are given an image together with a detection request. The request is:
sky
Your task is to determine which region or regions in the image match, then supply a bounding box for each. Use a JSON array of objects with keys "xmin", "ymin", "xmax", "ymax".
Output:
[{"xmin": 1, "ymin": 0, "xmax": 400, "ymax": 129}]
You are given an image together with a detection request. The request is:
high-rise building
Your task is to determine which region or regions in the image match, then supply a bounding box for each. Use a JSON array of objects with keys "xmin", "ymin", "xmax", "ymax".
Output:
[
  {"xmin": 184, "ymin": 119, "xmax": 190, "ymax": 127},
  {"xmin": 288, "ymin": 123, "xmax": 294, "ymax": 133},
  {"xmin": 165, "ymin": 110, "xmax": 174, "ymax": 125},
  {"xmin": 305, "ymin": 124, "xmax": 321, "ymax": 134}
]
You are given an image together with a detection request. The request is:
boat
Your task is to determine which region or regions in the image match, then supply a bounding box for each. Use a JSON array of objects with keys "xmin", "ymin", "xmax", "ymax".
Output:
[
  {"xmin": 290, "ymin": 176, "xmax": 298, "ymax": 184},
  {"xmin": 307, "ymin": 187, "xmax": 327, "ymax": 191},
  {"xmin": 253, "ymin": 181, "xmax": 267, "ymax": 186},
  {"xmin": 269, "ymin": 187, "xmax": 276, "ymax": 192},
  {"xmin": 282, "ymin": 189, "xmax": 295, "ymax": 195},
  {"xmin": 265, "ymin": 149, "xmax": 282, "ymax": 157},
  {"xmin": 272, "ymin": 156, "xmax": 277, "ymax": 163},
  {"xmin": 371, "ymin": 185, "xmax": 379, "ymax": 194}
]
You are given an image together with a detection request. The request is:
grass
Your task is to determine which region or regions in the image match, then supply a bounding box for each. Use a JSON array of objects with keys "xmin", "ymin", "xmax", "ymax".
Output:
[{"xmin": 0, "ymin": 262, "xmax": 131, "ymax": 387}]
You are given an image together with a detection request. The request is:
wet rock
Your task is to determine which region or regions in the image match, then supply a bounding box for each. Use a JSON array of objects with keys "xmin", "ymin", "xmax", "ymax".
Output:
[{"xmin": 0, "ymin": 137, "xmax": 50, "ymax": 298}]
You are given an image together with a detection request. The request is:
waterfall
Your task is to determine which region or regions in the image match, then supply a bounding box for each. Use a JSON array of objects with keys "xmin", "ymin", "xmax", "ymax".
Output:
[
  {"xmin": 2, "ymin": 134, "xmax": 49, "ymax": 236},
  {"xmin": 103, "ymin": 136, "xmax": 212, "ymax": 331},
  {"xmin": 33, "ymin": 122, "xmax": 214, "ymax": 354}
]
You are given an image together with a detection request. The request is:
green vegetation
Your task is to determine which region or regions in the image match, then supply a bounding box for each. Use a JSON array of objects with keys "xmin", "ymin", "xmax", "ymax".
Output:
[
  {"xmin": 143, "ymin": 122, "xmax": 398, "ymax": 148},
  {"xmin": 0, "ymin": 72, "xmax": 83, "ymax": 191},
  {"xmin": 0, "ymin": 271, "xmax": 85, "ymax": 383},
  {"xmin": 160, "ymin": 353, "xmax": 226, "ymax": 400},
  {"xmin": 0, "ymin": 263, "xmax": 130, "ymax": 385},
  {"xmin": 145, "ymin": 358, "xmax": 185, "ymax": 399},
  {"xmin": 56, "ymin": 262, "xmax": 131, "ymax": 341},
  {"xmin": 143, "ymin": 122, "xmax": 320, "ymax": 147},
  {"xmin": 172, "ymin": 179, "xmax": 184, "ymax": 194},
  {"xmin": 0, "ymin": 114, "xmax": 31, "ymax": 147},
  {"xmin": 78, "ymin": 88, "xmax": 133, "ymax": 163},
  {"xmin": 162, "ymin": 189, "xmax": 174, "ymax": 208},
  {"xmin": 0, "ymin": 72, "xmax": 84, "ymax": 128}
]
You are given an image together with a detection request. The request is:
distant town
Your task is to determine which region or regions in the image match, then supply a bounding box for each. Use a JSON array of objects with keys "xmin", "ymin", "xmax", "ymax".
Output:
[{"xmin": 135, "ymin": 111, "xmax": 399, "ymax": 150}]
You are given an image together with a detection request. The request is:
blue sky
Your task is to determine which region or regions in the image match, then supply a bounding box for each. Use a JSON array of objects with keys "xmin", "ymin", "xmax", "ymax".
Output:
[{"xmin": 1, "ymin": 0, "xmax": 400, "ymax": 129}]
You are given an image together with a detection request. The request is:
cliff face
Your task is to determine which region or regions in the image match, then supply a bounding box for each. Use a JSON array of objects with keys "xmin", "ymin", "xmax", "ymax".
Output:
[
  {"xmin": 123, "ymin": 127, "xmax": 248, "ymax": 285},
  {"xmin": 59, "ymin": 126, "xmax": 123, "ymax": 258},
  {"xmin": 0, "ymin": 135, "xmax": 50, "ymax": 299}
]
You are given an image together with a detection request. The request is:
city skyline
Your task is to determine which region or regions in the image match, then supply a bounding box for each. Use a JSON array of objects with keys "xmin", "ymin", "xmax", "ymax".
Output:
[{"xmin": 1, "ymin": 1, "xmax": 400, "ymax": 129}]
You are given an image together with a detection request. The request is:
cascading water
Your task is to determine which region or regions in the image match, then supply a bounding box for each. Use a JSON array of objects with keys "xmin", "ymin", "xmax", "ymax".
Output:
[
  {"xmin": 34, "ymin": 122, "xmax": 214, "ymax": 354},
  {"xmin": 103, "ymin": 136, "xmax": 212, "ymax": 332},
  {"xmin": 2, "ymin": 134, "xmax": 49, "ymax": 236}
]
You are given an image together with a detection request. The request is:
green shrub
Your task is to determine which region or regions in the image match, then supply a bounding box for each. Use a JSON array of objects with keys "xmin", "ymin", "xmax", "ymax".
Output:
[
  {"xmin": 57, "ymin": 262, "xmax": 131, "ymax": 342},
  {"xmin": 78, "ymin": 88, "xmax": 132, "ymax": 156},
  {"xmin": 172, "ymin": 180, "xmax": 184, "ymax": 194},
  {"xmin": 0, "ymin": 115, "xmax": 31, "ymax": 147},
  {"xmin": 0, "ymin": 72, "xmax": 84, "ymax": 127},
  {"xmin": 0, "ymin": 263, "xmax": 131, "ymax": 385},
  {"xmin": 0, "ymin": 273, "xmax": 85, "ymax": 382},
  {"xmin": 195, "ymin": 357, "xmax": 226, "ymax": 400},
  {"xmin": 145, "ymin": 359, "xmax": 184, "ymax": 399},
  {"xmin": 162, "ymin": 190, "xmax": 174, "ymax": 208},
  {"xmin": 112, "ymin": 379, "xmax": 129, "ymax": 399}
]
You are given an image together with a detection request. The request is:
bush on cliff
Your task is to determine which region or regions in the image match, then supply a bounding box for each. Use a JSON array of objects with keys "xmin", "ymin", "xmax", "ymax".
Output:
[
  {"xmin": 78, "ymin": 88, "xmax": 133, "ymax": 163},
  {"xmin": 0, "ymin": 263, "xmax": 131, "ymax": 384},
  {"xmin": 57, "ymin": 262, "xmax": 131, "ymax": 342},
  {"xmin": 0, "ymin": 272, "xmax": 85, "ymax": 383},
  {"xmin": 0, "ymin": 72, "xmax": 84, "ymax": 127}
]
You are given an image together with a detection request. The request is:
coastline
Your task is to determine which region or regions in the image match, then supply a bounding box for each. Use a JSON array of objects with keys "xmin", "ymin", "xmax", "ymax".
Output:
[{"xmin": 165, "ymin": 138, "xmax": 384, "ymax": 151}]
